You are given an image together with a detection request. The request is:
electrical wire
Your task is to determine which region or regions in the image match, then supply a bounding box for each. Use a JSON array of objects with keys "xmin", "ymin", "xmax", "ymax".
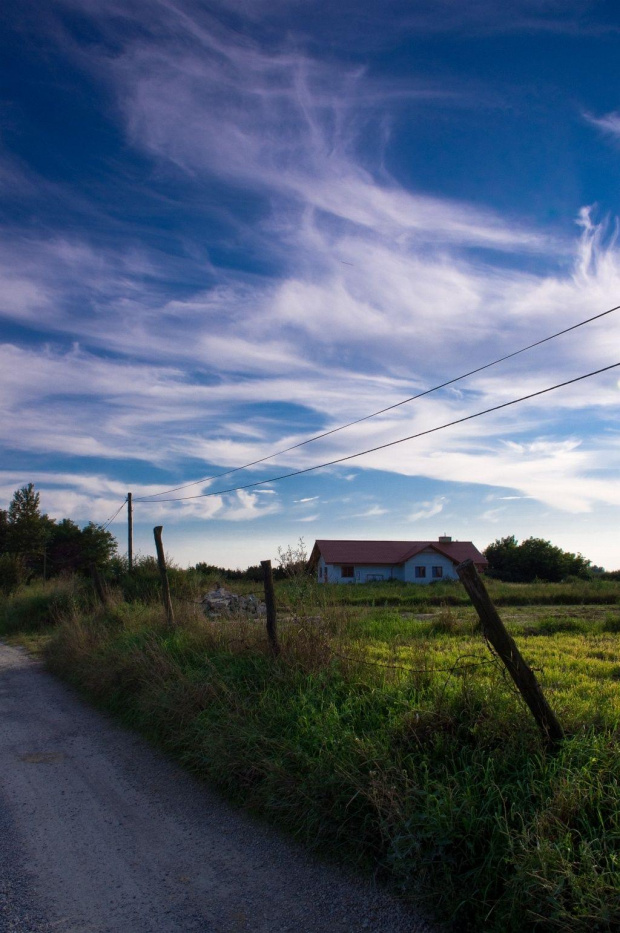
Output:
[
  {"xmin": 135, "ymin": 302, "xmax": 620, "ymax": 502},
  {"xmin": 140, "ymin": 360, "xmax": 620, "ymax": 503},
  {"xmin": 100, "ymin": 499, "xmax": 127, "ymax": 530}
]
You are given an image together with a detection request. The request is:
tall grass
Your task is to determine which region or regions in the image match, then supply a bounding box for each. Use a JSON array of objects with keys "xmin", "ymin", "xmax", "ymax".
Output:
[
  {"xmin": 3, "ymin": 578, "xmax": 620, "ymax": 931},
  {"xmin": 326, "ymin": 577, "xmax": 620, "ymax": 608},
  {"xmin": 0, "ymin": 575, "xmax": 93, "ymax": 635}
]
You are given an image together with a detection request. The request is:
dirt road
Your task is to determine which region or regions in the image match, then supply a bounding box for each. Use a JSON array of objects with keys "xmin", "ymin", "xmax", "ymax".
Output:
[{"xmin": 0, "ymin": 643, "xmax": 436, "ymax": 933}]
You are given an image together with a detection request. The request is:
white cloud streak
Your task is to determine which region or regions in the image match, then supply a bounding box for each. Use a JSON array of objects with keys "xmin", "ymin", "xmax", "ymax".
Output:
[
  {"xmin": 350, "ymin": 505, "xmax": 389, "ymax": 518},
  {"xmin": 408, "ymin": 497, "xmax": 446, "ymax": 522},
  {"xmin": 585, "ymin": 110, "xmax": 620, "ymax": 141}
]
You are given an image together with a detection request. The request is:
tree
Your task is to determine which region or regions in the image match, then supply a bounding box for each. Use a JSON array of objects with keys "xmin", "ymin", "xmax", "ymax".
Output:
[
  {"xmin": 6, "ymin": 484, "xmax": 52, "ymax": 570},
  {"xmin": 0, "ymin": 509, "xmax": 8, "ymax": 553},
  {"xmin": 483, "ymin": 535, "xmax": 519, "ymax": 580},
  {"xmin": 1, "ymin": 484, "xmax": 117, "ymax": 580},
  {"xmin": 48, "ymin": 519, "xmax": 117, "ymax": 575},
  {"xmin": 79, "ymin": 522, "xmax": 117, "ymax": 570},
  {"xmin": 484, "ymin": 535, "xmax": 591, "ymax": 583},
  {"xmin": 47, "ymin": 519, "xmax": 82, "ymax": 575}
]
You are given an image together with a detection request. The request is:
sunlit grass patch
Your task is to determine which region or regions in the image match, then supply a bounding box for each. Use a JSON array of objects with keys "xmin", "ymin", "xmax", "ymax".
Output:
[{"xmin": 356, "ymin": 616, "xmax": 620, "ymax": 730}]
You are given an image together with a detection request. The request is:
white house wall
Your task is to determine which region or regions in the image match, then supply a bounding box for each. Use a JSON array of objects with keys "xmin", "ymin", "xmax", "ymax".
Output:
[
  {"xmin": 403, "ymin": 549, "xmax": 457, "ymax": 583},
  {"xmin": 316, "ymin": 552, "xmax": 456, "ymax": 584},
  {"xmin": 317, "ymin": 557, "xmax": 400, "ymax": 584}
]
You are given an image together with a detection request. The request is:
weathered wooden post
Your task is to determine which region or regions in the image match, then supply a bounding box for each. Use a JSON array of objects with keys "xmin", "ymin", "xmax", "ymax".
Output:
[
  {"xmin": 90, "ymin": 563, "xmax": 110, "ymax": 607},
  {"xmin": 457, "ymin": 558, "xmax": 563, "ymax": 747},
  {"xmin": 261, "ymin": 559, "xmax": 281, "ymax": 657},
  {"xmin": 153, "ymin": 526, "xmax": 175, "ymax": 629}
]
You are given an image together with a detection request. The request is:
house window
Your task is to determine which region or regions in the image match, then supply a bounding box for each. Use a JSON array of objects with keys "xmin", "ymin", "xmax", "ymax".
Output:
[
  {"xmin": 341, "ymin": 565, "xmax": 354, "ymax": 578},
  {"xmin": 415, "ymin": 566, "xmax": 426, "ymax": 579},
  {"xmin": 432, "ymin": 566, "xmax": 443, "ymax": 579}
]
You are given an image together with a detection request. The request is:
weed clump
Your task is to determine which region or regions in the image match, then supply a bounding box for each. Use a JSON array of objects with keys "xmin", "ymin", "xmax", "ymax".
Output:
[{"xmin": 601, "ymin": 612, "xmax": 620, "ymax": 633}]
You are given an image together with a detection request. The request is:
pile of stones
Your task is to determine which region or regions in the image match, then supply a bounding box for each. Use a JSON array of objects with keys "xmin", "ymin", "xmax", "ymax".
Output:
[{"xmin": 201, "ymin": 584, "xmax": 266, "ymax": 617}]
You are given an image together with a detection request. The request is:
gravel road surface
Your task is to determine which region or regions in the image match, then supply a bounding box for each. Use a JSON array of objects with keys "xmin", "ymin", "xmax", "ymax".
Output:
[{"xmin": 0, "ymin": 642, "xmax": 437, "ymax": 933}]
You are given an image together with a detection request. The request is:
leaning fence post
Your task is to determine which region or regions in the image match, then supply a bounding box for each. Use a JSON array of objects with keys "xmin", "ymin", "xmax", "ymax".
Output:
[
  {"xmin": 90, "ymin": 563, "xmax": 109, "ymax": 607},
  {"xmin": 261, "ymin": 559, "xmax": 281, "ymax": 657},
  {"xmin": 153, "ymin": 525, "xmax": 175, "ymax": 629},
  {"xmin": 457, "ymin": 558, "xmax": 564, "ymax": 747}
]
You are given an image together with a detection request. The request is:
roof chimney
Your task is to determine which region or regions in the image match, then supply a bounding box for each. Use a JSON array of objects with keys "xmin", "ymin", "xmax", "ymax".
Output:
[{"xmin": 438, "ymin": 535, "xmax": 452, "ymax": 543}]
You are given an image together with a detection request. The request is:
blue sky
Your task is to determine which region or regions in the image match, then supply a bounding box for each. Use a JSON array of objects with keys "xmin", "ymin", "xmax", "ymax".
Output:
[{"xmin": 2, "ymin": 0, "xmax": 620, "ymax": 569}]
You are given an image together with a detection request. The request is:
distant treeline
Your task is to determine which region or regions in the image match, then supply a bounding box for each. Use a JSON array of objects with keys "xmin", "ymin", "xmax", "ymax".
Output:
[
  {"xmin": 483, "ymin": 535, "xmax": 617, "ymax": 583},
  {"xmin": 192, "ymin": 562, "xmax": 292, "ymax": 583}
]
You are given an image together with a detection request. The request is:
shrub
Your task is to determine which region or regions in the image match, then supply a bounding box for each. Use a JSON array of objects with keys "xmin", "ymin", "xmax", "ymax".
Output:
[
  {"xmin": 0, "ymin": 552, "xmax": 27, "ymax": 595},
  {"xmin": 0, "ymin": 576, "xmax": 92, "ymax": 634}
]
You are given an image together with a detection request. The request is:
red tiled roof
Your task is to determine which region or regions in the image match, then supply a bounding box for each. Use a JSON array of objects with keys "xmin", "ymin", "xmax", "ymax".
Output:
[{"xmin": 310, "ymin": 539, "xmax": 487, "ymax": 567}]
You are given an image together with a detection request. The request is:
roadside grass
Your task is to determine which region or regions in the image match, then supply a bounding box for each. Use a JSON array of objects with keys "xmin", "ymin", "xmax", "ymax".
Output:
[
  {"xmin": 2, "ymin": 579, "xmax": 620, "ymax": 931},
  {"xmin": 0, "ymin": 575, "xmax": 93, "ymax": 635}
]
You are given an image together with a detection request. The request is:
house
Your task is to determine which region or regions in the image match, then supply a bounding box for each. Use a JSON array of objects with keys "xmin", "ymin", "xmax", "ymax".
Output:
[{"xmin": 308, "ymin": 537, "xmax": 487, "ymax": 584}]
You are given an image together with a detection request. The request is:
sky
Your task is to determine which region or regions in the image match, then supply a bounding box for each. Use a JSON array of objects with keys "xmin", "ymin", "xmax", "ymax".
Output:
[{"xmin": 1, "ymin": 0, "xmax": 620, "ymax": 570}]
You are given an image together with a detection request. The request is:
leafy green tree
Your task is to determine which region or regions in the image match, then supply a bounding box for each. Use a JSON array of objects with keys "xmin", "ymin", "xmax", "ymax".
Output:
[
  {"xmin": 519, "ymin": 537, "xmax": 589, "ymax": 582},
  {"xmin": 47, "ymin": 518, "xmax": 82, "ymax": 574},
  {"xmin": 48, "ymin": 519, "xmax": 117, "ymax": 575},
  {"xmin": 483, "ymin": 535, "xmax": 519, "ymax": 580},
  {"xmin": 7, "ymin": 484, "xmax": 52, "ymax": 571},
  {"xmin": 79, "ymin": 522, "xmax": 117, "ymax": 570},
  {"xmin": 484, "ymin": 535, "xmax": 591, "ymax": 582}
]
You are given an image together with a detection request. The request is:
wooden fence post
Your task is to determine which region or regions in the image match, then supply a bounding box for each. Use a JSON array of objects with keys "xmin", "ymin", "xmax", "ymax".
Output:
[
  {"xmin": 261, "ymin": 559, "xmax": 281, "ymax": 657},
  {"xmin": 153, "ymin": 526, "xmax": 175, "ymax": 629},
  {"xmin": 456, "ymin": 559, "xmax": 564, "ymax": 747},
  {"xmin": 90, "ymin": 563, "xmax": 109, "ymax": 607}
]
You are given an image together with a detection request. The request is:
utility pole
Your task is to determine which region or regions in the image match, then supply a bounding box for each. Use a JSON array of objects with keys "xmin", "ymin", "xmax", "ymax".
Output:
[{"xmin": 127, "ymin": 492, "xmax": 133, "ymax": 572}]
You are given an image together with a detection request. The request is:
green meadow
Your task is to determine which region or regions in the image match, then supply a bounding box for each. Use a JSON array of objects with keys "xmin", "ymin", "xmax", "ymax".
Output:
[{"xmin": 2, "ymin": 573, "xmax": 620, "ymax": 932}]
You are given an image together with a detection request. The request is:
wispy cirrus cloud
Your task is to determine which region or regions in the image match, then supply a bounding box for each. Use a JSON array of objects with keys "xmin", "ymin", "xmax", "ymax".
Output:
[
  {"xmin": 1, "ymin": 211, "xmax": 619, "ymax": 511},
  {"xmin": 481, "ymin": 507, "xmax": 505, "ymax": 522},
  {"xmin": 349, "ymin": 504, "xmax": 389, "ymax": 518},
  {"xmin": 108, "ymin": 25, "xmax": 551, "ymax": 256},
  {"xmin": 408, "ymin": 497, "xmax": 446, "ymax": 522},
  {"xmin": 585, "ymin": 110, "xmax": 620, "ymax": 141},
  {"xmin": 54, "ymin": 0, "xmax": 617, "ymax": 38}
]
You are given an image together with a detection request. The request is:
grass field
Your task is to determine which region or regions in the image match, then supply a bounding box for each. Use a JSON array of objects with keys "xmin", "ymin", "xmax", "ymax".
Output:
[
  {"xmin": 322, "ymin": 577, "xmax": 620, "ymax": 607},
  {"xmin": 2, "ymin": 575, "xmax": 620, "ymax": 931}
]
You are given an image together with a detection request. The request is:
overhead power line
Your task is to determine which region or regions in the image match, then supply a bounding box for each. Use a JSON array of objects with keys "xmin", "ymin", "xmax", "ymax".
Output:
[
  {"xmin": 140, "ymin": 360, "xmax": 620, "ymax": 503},
  {"xmin": 135, "ymin": 301, "xmax": 620, "ymax": 502},
  {"xmin": 100, "ymin": 499, "xmax": 128, "ymax": 530}
]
